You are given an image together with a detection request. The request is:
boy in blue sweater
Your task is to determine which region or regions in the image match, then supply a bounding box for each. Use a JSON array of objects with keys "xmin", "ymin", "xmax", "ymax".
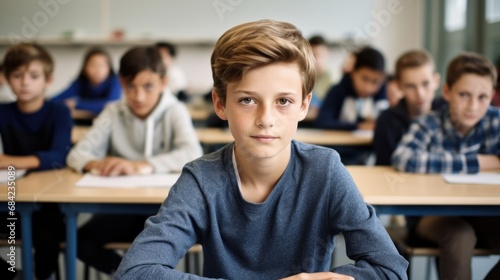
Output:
[
  {"xmin": 392, "ymin": 52, "xmax": 500, "ymax": 279},
  {"xmin": 315, "ymin": 46, "xmax": 388, "ymax": 131},
  {"xmin": 115, "ymin": 20, "xmax": 407, "ymax": 279},
  {"xmin": 0, "ymin": 43, "xmax": 72, "ymax": 280}
]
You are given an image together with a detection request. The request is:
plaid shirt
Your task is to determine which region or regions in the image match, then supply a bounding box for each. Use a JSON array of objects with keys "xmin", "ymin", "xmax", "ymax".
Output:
[{"xmin": 392, "ymin": 106, "xmax": 500, "ymax": 173}]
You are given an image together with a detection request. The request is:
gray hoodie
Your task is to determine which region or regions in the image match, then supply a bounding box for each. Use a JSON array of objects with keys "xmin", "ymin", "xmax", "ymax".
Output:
[{"xmin": 67, "ymin": 90, "xmax": 203, "ymax": 173}]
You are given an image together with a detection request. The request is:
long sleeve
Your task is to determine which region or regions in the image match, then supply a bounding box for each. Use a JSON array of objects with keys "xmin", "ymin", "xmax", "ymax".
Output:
[
  {"xmin": 75, "ymin": 76, "xmax": 122, "ymax": 114},
  {"xmin": 51, "ymin": 80, "xmax": 80, "ymax": 102},
  {"xmin": 314, "ymin": 85, "xmax": 357, "ymax": 130},
  {"xmin": 391, "ymin": 120, "xmax": 479, "ymax": 173},
  {"xmin": 147, "ymin": 104, "xmax": 203, "ymax": 173},
  {"xmin": 66, "ymin": 107, "xmax": 113, "ymax": 172},
  {"xmin": 34, "ymin": 106, "xmax": 73, "ymax": 170},
  {"xmin": 328, "ymin": 155, "xmax": 408, "ymax": 279},
  {"xmin": 115, "ymin": 169, "xmax": 218, "ymax": 280}
]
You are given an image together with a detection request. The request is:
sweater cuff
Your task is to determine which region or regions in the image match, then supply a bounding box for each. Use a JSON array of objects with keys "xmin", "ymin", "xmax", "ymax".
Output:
[{"xmin": 465, "ymin": 153, "xmax": 480, "ymax": 173}]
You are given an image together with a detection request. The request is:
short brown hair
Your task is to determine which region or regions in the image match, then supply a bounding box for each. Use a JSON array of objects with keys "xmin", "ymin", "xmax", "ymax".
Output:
[
  {"xmin": 211, "ymin": 19, "xmax": 317, "ymax": 104},
  {"xmin": 395, "ymin": 50, "xmax": 434, "ymax": 80},
  {"xmin": 119, "ymin": 46, "xmax": 165, "ymax": 83},
  {"xmin": 3, "ymin": 43, "xmax": 54, "ymax": 79},
  {"xmin": 446, "ymin": 52, "xmax": 497, "ymax": 88}
]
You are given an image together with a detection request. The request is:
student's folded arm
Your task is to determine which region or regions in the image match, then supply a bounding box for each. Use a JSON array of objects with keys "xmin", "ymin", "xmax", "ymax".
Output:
[
  {"xmin": 34, "ymin": 105, "xmax": 73, "ymax": 170},
  {"xmin": 392, "ymin": 121, "xmax": 480, "ymax": 173},
  {"xmin": 328, "ymin": 156, "xmax": 408, "ymax": 279},
  {"xmin": 114, "ymin": 168, "xmax": 220, "ymax": 280},
  {"xmin": 314, "ymin": 88, "xmax": 357, "ymax": 131},
  {"xmin": 51, "ymin": 80, "xmax": 79, "ymax": 102},
  {"xmin": 66, "ymin": 107, "xmax": 113, "ymax": 172},
  {"xmin": 147, "ymin": 104, "xmax": 203, "ymax": 173}
]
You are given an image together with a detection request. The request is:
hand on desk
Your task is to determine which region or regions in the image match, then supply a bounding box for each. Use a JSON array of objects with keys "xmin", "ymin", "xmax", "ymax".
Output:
[
  {"xmin": 84, "ymin": 157, "xmax": 153, "ymax": 176},
  {"xmin": 478, "ymin": 154, "xmax": 500, "ymax": 170},
  {"xmin": 357, "ymin": 120, "xmax": 375, "ymax": 131},
  {"xmin": 281, "ymin": 272, "xmax": 354, "ymax": 280}
]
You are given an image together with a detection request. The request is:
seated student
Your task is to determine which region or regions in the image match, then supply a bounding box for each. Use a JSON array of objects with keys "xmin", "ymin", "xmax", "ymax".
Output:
[
  {"xmin": 385, "ymin": 74, "xmax": 403, "ymax": 107},
  {"xmin": 392, "ymin": 52, "xmax": 500, "ymax": 280},
  {"xmin": 51, "ymin": 47, "xmax": 121, "ymax": 119},
  {"xmin": 314, "ymin": 46, "xmax": 388, "ymax": 131},
  {"xmin": 493, "ymin": 57, "xmax": 500, "ymax": 107},
  {"xmin": 0, "ymin": 62, "xmax": 16, "ymax": 103},
  {"xmin": 308, "ymin": 35, "xmax": 333, "ymax": 109},
  {"xmin": 115, "ymin": 19, "xmax": 408, "ymax": 279},
  {"xmin": 155, "ymin": 41, "xmax": 189, "ymax": 102},
  {"xmin": 374, "ymin": 50, "xmax": 442, "ymax": 166},
  {"xmin": 0, "ymin": 43, "xmax": 72, "ymax": 280},
  {"xmin": 67, "ymin": 46, "xmax": 202, "ymax": 275}
]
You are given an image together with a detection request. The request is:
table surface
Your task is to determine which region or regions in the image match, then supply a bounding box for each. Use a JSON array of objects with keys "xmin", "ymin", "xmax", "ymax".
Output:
[{"xmin": 346, "ymin": 166, "xmax": 500, "ymax": 205}]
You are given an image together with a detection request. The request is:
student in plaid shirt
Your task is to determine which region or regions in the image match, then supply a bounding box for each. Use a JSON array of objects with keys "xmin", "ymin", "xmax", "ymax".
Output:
[{"xmin": 392, "ymin": 52, "xmax": 500, "ymax": 280}]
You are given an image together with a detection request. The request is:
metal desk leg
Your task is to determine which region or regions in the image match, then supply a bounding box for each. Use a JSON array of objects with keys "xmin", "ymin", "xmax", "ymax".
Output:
[
  {"xmin": 60, "ymin": 204, "xmax": 77, "ymax": 280},
  {"xmin": 18, "ymin": 203, "xmax": 38, "ymax": 280}
]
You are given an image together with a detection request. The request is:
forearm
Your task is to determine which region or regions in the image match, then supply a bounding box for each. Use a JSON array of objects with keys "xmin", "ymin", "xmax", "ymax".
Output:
[
  {"xmin": 478, "ymin": 154, "xmax": 500, "ymax": 171},
  {"xmin": 0, "ymin": 155, "xmax": 40, "ymax": 169}
]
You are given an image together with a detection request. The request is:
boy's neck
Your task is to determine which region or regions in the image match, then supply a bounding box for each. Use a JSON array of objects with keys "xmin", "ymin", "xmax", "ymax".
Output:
[
  {"xmin": 17, "ymin": 95, "xmax": 45, "ymax": 113},
  {"xmin": 234, "ymin": 145, "xmax": 291, "ymax": 203}
]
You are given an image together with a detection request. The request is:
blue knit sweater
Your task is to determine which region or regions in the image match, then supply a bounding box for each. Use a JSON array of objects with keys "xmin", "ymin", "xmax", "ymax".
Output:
[
  {"xmin": 115, "ymin": 141, "xmax": 408, "ymax": 279},
  {"xmin": 0, "ymin": 101, "xmax": 72, "ymax": 170},
  {"xmin": 52, "ymin": 75, "xmax": 121, "ymax": 115}
]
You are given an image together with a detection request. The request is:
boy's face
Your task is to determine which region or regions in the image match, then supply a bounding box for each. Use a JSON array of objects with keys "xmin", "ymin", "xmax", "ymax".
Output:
[
  {"xmin": 121, "ymin": 70, "xmax": 167, "ymax": 119},
  {"xmin": 350, "ymin": 67, "xmax": 385, "ymax": 98},
  {"xmin": 443, "ymin": 73, "xmax": 494, "ymax": 135},
  {"xmin": 213, "ymin": 63, "xmax": 310, "ymax": 161},
  {"xmin": 7, "ymin": 61, "xmax": 51, "ymax": 103},
  {"xmin": 85, "ymin": 54, "xmax": 110, "ymax": 85},
  {"xmin": 398, "ymin": 64, "xmax": 440, "ymax": 116}
]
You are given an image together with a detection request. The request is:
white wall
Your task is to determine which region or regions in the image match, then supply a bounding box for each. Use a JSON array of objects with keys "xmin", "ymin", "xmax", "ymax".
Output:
[{"xmin": 0, "ymin": 0, "xmax": 425, "ymax": 98}]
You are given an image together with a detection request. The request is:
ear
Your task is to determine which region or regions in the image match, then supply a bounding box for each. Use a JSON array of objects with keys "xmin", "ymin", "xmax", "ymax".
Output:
[
  {"xmin": 442, "ymin": 84, "xmax": 451, "ymax": 102},
  {"xmin": 160, "ymin": 76, "xmax": 168, "ymax": 91},
  {"xmin": 433, "ymin": 72, "xmax": 441, "ymax": 89},
  {"xmin": 212, "ymin": 89, "xmax": 228, "ymax": 120},
  {"xmin": 298, "ymin": 92, "xmax": 312, "ymax": 121},
  {"xmin": 45, "ymin": 74, "xmax": 54, "ymax": 88}
]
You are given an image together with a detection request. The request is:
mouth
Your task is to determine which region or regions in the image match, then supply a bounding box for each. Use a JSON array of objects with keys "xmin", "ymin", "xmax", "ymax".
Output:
[{"xmin": 251, "ymin": 135, "xmax": 278, "ymax": 142}]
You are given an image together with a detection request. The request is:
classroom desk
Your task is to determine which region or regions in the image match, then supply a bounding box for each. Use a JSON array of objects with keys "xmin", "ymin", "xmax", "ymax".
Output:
[
  {"xmin": 0, "ymin": 170, "xmax": 68, "ymax": 280},
  {"xmin": 346, "ymin": 166, "xmax": 500, "ymax": 216},
  {"xmin": 196, "ymin": 128, "xmax": 373, "ymax": 147},
  {"xmin": 35, "ymin": 169, "xmax": 172, "ymax": 280}
]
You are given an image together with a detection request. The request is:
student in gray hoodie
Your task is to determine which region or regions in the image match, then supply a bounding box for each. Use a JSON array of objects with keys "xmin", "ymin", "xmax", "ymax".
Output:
[{"xmin": 67, "ymin": 46, "xmax": 202, "ymax": 275}]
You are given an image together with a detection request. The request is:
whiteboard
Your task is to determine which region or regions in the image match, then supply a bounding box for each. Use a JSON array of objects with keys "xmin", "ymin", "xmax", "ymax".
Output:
[{"xmin": 0, "ymin": 0, "xmax": 371, "ymax": 42}]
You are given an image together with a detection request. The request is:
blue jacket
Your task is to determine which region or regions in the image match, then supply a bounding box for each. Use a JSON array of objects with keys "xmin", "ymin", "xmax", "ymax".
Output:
[
  {"xmin": 52, "ymin": 74, "xmax": 121, "ymax": 115},
  {"xmin": 0, "ymin": 101, "xmax": 72, "ymax": 170},
  {"xmin": 315, "ymin": 74, "xmax": 387, "ymax": 130},
  {"xmin": 115, "ymin": 141, "xmax": 408, "ymax": 279}
]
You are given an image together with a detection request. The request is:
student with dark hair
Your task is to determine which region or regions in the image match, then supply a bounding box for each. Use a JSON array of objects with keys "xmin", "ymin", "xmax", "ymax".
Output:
[
  {"xmin": 0, "ymin": 43, "xmax": 72, "ymax": 280},
  {"xmin": 155, "ymin": 41, "xmax": 188, "ymax": 101},
  {"xmin": 52, "ymin": 47, "xmax": 121, "ymax": 117},
  {"xmin": 492, "ymin": 56, "xmax": 500, "ymax": 107},
  {"xmin": 315, "ymin": 46, "xmax": 388, "ymax": 131},
  {"xmin": 68, "ymin": 46, "xmax": 202, "ymax": 275}
]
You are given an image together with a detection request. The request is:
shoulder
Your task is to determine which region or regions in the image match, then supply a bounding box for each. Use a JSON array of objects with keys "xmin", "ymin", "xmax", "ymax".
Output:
[
  {"xmin": 292, "ymin": 140, "xmax": 342, "ymax": 168},
  {"xmin": 180, "ymin": 144, "xmax": 232, "ymax": 188},
  {"xmin": 485, "ymin": 106, "xmax": 500, "ymax": 118},
  {"xmin": 45, "ymin": 101, "xmax": 71, "ymax": 117}
]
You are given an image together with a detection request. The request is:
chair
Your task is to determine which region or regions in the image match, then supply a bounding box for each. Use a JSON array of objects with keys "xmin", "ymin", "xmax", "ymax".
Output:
[{"xmin": 386, "ymin": 224, "xmax": 500, "ymax": 279}]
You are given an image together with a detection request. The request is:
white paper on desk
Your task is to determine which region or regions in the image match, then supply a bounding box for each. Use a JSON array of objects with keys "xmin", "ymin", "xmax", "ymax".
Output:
[
  {"xmin": 0, "ymin": 169, "xmax": 27, "ymax": 183},
  {"xmin": 352, "ymin": 129, "xmax": 374, "ymax": 138},
  {"xmin": 443, "ymin": 173, "xmax": 500, "ymax": 185},
  {"xmin": 76, "ymin": 173, "xmax": 181, "ymax": 188}
]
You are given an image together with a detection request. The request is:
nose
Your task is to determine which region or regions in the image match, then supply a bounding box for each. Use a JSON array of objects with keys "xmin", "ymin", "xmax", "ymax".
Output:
[
  {"xmin": 255, "ymin": 103, "xmax": 275, "ymax": 128},
  {"xmin": 467, "ymin": 96, "xmax": 479, "ymax": 111},
  {"xmin": 416, "ymin": 86, "xmax": 425, "ymax": 100}
]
